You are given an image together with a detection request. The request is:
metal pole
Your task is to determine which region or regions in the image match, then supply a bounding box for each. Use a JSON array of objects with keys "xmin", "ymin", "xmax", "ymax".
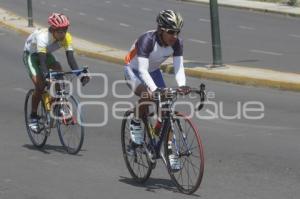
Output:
[
  {"xmin": 27, "ymin": 0, "xmax": 33, "ymax": 27},
  {"xmin": 209, "ymin": 0, "xmax": 223, "ymax": 67}
]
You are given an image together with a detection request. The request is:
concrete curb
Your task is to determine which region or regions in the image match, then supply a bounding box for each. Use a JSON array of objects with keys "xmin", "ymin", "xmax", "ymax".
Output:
[
  {"xmin": 75, "ymin": 49, "xmax": 124, "ymax": 65},
  {"xmin": 161, "ymin": 64, "xmax": 300, "ymax": 92},
  {"xmin": 1, "ymin": 7, "xmax": 300, "ymax": 92},
  {"xmin": 181, "ymin": 0, "xmax": 300, "ymax": 17}
]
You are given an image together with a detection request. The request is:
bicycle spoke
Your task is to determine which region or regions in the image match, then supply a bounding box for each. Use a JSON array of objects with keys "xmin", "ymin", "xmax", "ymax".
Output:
[
  {"xmin": 24, "ymin": 89, "xmax": 48, "ymax": 148},
  {"xmin": 57, "ymin": 96, "xmax": 84, "ymax": 154},
  {"xmin": 184, "ymin": 156, "xmax": 200, "ymax": 176},
  {"xmin": 167, "ymin": 113, "xmax": 204, "ymax": 194}
]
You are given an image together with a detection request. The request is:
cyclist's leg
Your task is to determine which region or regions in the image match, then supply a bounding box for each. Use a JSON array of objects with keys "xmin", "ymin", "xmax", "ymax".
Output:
[
  {"xmin": 23, "ymin": 52, "xmax": 46, "ymax": 116},
  {"xmin": 124, "ymin": 66, "xmax": 152, "ymax": 144},
  {"xmin": 48, "ymin": 56, "xmax": 63, "ymax": 72},
  {"xmin": 31, "ymin": 76, "xmax": 46, "ymax": 114},
  {"xmin": 46, "ymin": 54, "xmax": 64, "ymax": 93},
  {"xmin": 124, "ymin": 66, "xmax": 152, "ymax": 119},
  {"xmin": 135, "ymin": 84, "xmax": 152, "ymax": 119}
]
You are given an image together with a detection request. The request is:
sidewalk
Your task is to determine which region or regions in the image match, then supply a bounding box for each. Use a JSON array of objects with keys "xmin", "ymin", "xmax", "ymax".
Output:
[
  {"xmin": 182, "ymin": 0, "xmax": 300, "ymax": 17},
  {"xmin": 0, "ymin": 7, "xmax": 300, "ymax": 92}
]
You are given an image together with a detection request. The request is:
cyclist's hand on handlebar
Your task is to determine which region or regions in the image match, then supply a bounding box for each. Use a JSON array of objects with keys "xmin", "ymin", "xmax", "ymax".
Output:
[
  {"xmin": 149, "ymin": 88, "xmax": 161, "ymax": 101},
  {"xmin": 80, "ymin": 68, "xmax": 90, "ymax": 86},
  {"xmin": 178, "ymin": 85, "xmax": 191, "ymax": 95},
  {"xmin": 80, "ymin": 75, "xmax": 90, "ymax": 86},
  {"xmin": 152, "ymin": 88, "xmax": 173, "ymax": 100}
]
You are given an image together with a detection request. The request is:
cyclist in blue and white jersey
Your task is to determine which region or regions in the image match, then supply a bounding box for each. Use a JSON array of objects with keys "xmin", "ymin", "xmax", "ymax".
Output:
[{"xmin": 124, "ymin": 10, "xmax": 191, "ymax": 170}]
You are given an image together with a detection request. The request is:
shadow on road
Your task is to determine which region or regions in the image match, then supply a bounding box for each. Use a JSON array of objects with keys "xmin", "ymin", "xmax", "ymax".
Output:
[
  {"xmin": 119, "ymin": 176, "xmax": 177, "ymax": 193},
  {"xmin": 119, "ymin": 176, "xmax": 201, "ymax": 196},
  {"xmin": 22, "ymin": 144, "xmax": 84, "ymax": 156}
]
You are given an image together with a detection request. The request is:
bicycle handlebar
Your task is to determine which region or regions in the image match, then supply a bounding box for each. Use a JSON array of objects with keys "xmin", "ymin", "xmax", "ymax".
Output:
[
  {"xmin": 191, "ymin": 83, "xmax": 206, "ymax": 111},
  {"xmin": 154, "ymin": 83, "xmax": 206, "ymax": 112},
  {"xmin": 46, "ymin": 66, "xmax": 88, "ymax": 79}
]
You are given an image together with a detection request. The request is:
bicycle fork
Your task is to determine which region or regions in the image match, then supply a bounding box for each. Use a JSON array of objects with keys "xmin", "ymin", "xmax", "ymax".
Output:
[{"xmin": 173, "ymin": 118, "xmax": 192, "ymax": 157}]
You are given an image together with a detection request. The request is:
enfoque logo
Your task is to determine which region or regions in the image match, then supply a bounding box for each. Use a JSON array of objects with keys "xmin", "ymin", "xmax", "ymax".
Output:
[{"xmin": 47, "ymin": 73, "xmax": 265, "ymax": 127}]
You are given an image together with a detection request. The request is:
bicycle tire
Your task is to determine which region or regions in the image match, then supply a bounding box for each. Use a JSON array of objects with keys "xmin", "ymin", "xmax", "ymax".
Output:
[
  {"xmin": 164, "ymin": 112, "xmax": 204, "ymax": 194},
  {"xmin": 57, "ymin": 95, "xmax": 84, "ymax": 155},
  {"xmin": 24, "ymin": 89, "xmax": 48, "ymax": 148},
  {"xmin": 121, "ymin": 110, "xmax": 153, "ymax": 183}
]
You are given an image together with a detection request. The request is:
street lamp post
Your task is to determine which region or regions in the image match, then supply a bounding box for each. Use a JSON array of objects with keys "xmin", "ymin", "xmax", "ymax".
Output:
[
  {"xmin": 209, "ymin": 0, "xmax": 223, "ymax": 67},
  {"xmin": 27, "ymin": 0, "xmax": 33, "ymax": 27}
]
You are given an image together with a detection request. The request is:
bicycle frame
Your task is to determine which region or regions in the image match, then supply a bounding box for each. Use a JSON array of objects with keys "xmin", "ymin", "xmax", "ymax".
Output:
[
  {"xmin": 45, "ymin": 67, "xmax": 88, "ymax": 129},
  {"xmin": 144, "ymin": 116, "xmax": 171, "ymax": 163},
  {"xmin": 143, "ymin": 84, "xmax": 206, "ymax": 166}
]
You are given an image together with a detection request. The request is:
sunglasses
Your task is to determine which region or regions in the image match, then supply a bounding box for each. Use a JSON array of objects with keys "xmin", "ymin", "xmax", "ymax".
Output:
[
  {"xmin": 162, "ymin": 28, "xmax": 180, "ymax": 35},
  {"xmin": 54, "ymin": 28, "xmax": 68, "ymax": 34}
]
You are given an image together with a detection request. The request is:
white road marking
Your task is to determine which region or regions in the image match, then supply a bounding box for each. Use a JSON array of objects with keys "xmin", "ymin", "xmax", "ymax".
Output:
[
  {"xmin": 14, "ymin": 88, "xmax": 27, "ymax": 93},
  {"xmin": 188, "ymin": 38, "xmax": 207, "ymax": 44},
  {"xmin": 199, "ymin": 18, "xmax": 210, "ymax": 23},
  {"xmin": 120, "ymin": 23, "xmax": 130, "ymax": 27},
  {"xmin": 142, "ymin": 7, "xmax": 153, "ymax": 11},
  {"xmin": 288, "ymin": 34, "xmax": 300, "ymax": 39},
  {"xmin": 239, "ymin": 25, "xmax": 255, "ymax": 30},
  {"xmin": 51, "ymin": 4, "xmax": 57, "ymax": 8},
  {"xmin": 250, "ymin": 49, "xmax": 283, "ymax": 56},
  {"xmin": 79, "ymin": 12, "xmax": 86, "ymax": 16},
  {"xmin": 97, "ymin": 17, "xmax": 104, "ymax": 21},
  {"xmin": 105, "ymin": 1, "xmax": 111, "ymax": 3},
  {"xmin": 63, "ymin": 8, "xmax": 70, "ymax": 12},
  {"xmin": 203, "ymin": 112, "xmax": 299, "ymax": 131},
  {"xmin": 122, "ymin": 4, "xmax": 130, "ymax": 8}
]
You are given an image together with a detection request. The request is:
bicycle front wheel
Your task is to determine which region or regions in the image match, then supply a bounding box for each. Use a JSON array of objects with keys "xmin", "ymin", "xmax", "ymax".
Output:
[
  {"xmin": 57, "ymin": 95, "xmax": 84, "ymax": 154},
  {"xmin": 24, "ymin": 89, "xmax": 48, "ymax": 147},
  {"xmin": 164, "ymin": 112, "xmax": 204, "ymax": 194},
  {"xmin": 121, "ymin": 110, "xmax": 153, "ymax": 183}
]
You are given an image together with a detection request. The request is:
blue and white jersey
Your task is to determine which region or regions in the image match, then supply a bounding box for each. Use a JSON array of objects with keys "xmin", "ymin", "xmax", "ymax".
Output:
[{"xmin": 125, "ymin": 30, "xmax": 186, "ymax": 91}]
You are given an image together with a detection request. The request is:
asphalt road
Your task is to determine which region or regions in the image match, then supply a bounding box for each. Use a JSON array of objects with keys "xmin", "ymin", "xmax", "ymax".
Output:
[
  {"xmin": 1, "ymin": 0, "xmax": 300, "ymax": 73},
  {"xmin": 0, "ymin": 24, "xmax": 300, "ymax": 199}
]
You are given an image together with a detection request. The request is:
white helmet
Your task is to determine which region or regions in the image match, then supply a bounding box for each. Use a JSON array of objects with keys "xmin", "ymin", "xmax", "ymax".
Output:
[{"xmin": 156, "ymin": 10, "xmax": 183, "ymax": 31}]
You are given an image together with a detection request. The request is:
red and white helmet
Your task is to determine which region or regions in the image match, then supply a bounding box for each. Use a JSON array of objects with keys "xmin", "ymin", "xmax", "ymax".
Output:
[{"xmin": 48, "ymin": 13, "xmax": 70, "ymax": 29}]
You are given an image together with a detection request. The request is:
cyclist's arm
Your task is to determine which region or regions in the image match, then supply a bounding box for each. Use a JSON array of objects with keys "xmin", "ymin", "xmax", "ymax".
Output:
[
  {"xmin": 66, "ymin": 50, "xmax": 79, "ymax": 70},
  {"xmin": 173, "ymin": 56, "xmax": 186, "ymax": 86},
  {"xmin": 138, "ymin": 56, "xmax": 157, "ymax": 92},
  {"xmin": 63, "ymin": 32, "xmax": 79, "ymax": 70},
  {"xmin": 135, "ymin": 32, "xmax": 157, "ymax": 92},
  {"xmin": 172, "ymin": 38, "xmax": 186, "ymax": 87}
]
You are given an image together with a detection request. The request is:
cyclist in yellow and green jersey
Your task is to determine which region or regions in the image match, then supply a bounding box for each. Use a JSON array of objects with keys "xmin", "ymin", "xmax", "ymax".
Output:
[{"xmin": 23, "ymin": 13, "xmax": 89, "ymax": 131}]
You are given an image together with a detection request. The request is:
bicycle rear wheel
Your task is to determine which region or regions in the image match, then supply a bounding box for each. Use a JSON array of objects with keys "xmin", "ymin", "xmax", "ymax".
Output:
[
  {"xmin": 164, "ymin": 112, "xmax": 204, "ymax": 194},
  {"xmin": 57, "ymin": 95, "xmax": 84, "ymax": 154},
  {"xmin": 121, "ymin": 110, "xmax": 153, "ymax": 183},
  {"xmin": 24, "ymin": 89, "xmax": 48, "ymax": 147}
]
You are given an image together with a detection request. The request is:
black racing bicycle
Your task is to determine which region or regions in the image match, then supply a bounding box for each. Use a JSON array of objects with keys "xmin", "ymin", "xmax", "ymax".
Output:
[
  {"xmin": 121, "ymin": 84, "xmax": 206, "ymax": 194},
  {"xmin": 24, "ymin": 68, "xmax": 88, "ymax": 154}
]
